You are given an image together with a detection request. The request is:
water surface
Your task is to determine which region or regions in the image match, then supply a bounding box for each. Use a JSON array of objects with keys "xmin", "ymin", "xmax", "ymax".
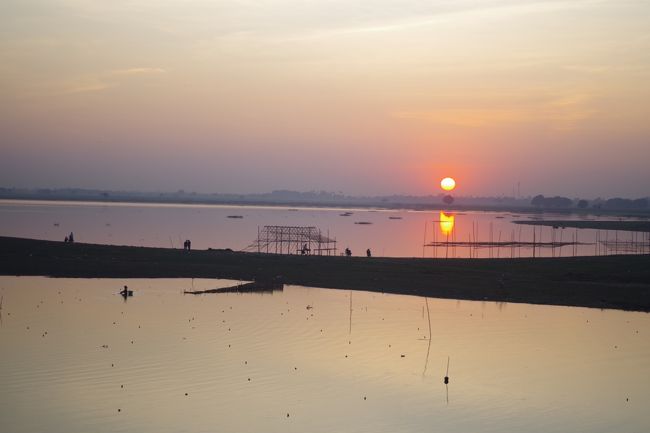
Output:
[
  {"xmin": 1, "ymin": 277, "xmax": 649, "ymax": 433},
  {"xmin": 1, "ymin": 199, "xmax": 646, "ymax": 257}
]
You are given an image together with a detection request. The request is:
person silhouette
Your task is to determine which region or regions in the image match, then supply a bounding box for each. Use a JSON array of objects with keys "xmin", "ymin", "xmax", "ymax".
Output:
[
  {"xmin": 366, "ymin": 248, "xmax": 371, "ymax": 257},
  {"xmin": 69, "ymin": 232, "xmax": 74, "ymax": 243}
]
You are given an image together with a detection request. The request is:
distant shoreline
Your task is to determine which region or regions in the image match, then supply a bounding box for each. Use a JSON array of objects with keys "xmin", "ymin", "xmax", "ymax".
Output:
[
  {"xmin": 2, "ymin": 197, "xmax": 650, "ymax": 218},
  {"xmin": 2, "ymin": 236, "xmax": 649, "ymax": 312}
]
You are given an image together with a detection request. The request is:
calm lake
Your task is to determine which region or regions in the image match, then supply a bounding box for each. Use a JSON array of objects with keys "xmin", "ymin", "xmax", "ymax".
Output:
[
  {"xmin": 0, "ymin": 199, "xmax": 646, "ymax": 258},
  {"xmin": 1, "ymin": 277, "xmax": 649, "ymax": 433}
]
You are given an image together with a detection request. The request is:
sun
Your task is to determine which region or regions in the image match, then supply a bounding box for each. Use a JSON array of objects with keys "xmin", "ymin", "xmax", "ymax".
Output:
[{"xmin": 440, "ymin": 177, "xmax": 456, "ymax": 191}]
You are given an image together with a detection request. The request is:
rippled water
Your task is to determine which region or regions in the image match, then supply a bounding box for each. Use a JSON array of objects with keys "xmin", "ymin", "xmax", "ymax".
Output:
[
  {"xmin": 1, "ymin": 277, "xmax": 649, "ymax": 433},
  {"xmin": 1, "ymin": 199, "xmax": 647, "ymax": 258}
]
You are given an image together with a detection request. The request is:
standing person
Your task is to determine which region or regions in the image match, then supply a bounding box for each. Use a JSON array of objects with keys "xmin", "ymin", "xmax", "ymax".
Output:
[
  {"xmin": 69, "ymin": 232, "xmax": 74, "ymax": 243},
  {"xmin": 183, "ymin": 240, "xmax": 188, "ymax": 250},
  {"xmin": 187, "ymin": 239, "xmax": 191, "ymax": 251},
  {"xmin": 366, "ymin": 248, "xmax": 371, "ymax": 257}
]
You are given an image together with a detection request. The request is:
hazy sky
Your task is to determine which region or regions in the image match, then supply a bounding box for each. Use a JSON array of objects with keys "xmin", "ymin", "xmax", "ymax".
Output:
[{"xmin": 1, "ymin": 0, "xmax": 649, "ymax": 197}]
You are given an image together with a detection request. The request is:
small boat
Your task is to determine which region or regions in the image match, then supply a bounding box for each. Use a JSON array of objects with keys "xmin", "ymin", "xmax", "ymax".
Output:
[
  {"xmin": 227, "ymin": 215, "xmax": 244, "ymax": 219},
  {"xmin": 119, "ymin": 286, "xmax": 134, "ymax": 297},
  {"xmin": 339, "ymin": 212, "xmax": 353, "ymax": 216},
  {"xmin": 354, "ymin": 221, "xmax": 373, "ymax": 225},
  {"xmin": 388, "ymin": 216, "xmax": 402, "ymax": 220}
]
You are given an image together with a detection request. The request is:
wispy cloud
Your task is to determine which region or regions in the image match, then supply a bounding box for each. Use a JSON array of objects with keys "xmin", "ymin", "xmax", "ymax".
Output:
[
  {"xmin": 110, "ymin": 67, "xmax": 166, "ymax": 76},
  {"xmin": 276, "ymin": 0, "xmax": 607, "ymax": 42},
  {"xmin": 62, "ymin": 78, "xmax": 113, "ymax": 95},
  {"xmin": 49, "ymin": 67, "xmax": 167, "ymax": 95},
  {"xmin": 393, "ymin": 93, "xmax": 598, "ymax": 130}
]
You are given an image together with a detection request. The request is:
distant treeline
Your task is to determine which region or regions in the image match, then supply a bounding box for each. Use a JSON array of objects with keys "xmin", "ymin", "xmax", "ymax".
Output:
[
  {"xmin": 0, "ymin": 187, "xmax": 648, "ymax": 212},
  {"xmin": 0, "ymin": 187, "xmax": 532, "ymax": 208},
  {"xmin": 531, "ymin": 194, "xmax": 648, "ymax": 210}
]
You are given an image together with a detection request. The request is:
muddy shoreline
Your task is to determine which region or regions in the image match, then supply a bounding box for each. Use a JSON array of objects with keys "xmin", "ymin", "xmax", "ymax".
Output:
[{"xmin": 1, "ymin": 236, "xmax": 649, "ymax": 312}]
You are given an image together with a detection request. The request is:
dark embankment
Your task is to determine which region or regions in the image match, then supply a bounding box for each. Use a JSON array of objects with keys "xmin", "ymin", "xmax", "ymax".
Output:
[{"xmin": 1, "ymin": 236, "xmax": 649, "ymax": 311}]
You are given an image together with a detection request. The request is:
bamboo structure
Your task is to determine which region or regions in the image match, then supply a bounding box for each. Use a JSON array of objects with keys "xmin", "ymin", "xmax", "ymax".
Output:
[{"xmin": 244, "ymin": 225, "xmax": 337, "ymax": 256}]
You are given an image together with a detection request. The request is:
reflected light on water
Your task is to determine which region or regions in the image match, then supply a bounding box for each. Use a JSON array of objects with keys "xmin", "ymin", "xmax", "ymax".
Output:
[
  {"xmin": 1, "ymin": 277, "xmax": 650, "ymax": 433},
  {"xmin": 440, "ymin": 211, "xmax": 455, "ymax": 236}
]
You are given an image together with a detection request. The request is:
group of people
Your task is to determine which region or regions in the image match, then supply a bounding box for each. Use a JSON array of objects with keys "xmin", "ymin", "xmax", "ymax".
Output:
[
  {"xmin": 183, "ymin": 239, "xmax": 192, "ymax": 251},
  {"xmin": 63, "ymin": 232, "xmax": 75, "ymax": 243},
  {"xmin": 344, "ymin": 248, "xmax": 372, "ymax": 257}
]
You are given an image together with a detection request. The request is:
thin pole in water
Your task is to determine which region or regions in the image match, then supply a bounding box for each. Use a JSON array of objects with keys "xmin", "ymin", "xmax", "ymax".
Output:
[
  {"xmin": 497, "ymin": 230, "xmax": 502, "ymax": 258},
  {"xmin": 446, "ymin": 231, "xmax": 449, "ymax": 259},
  {"xmin": 422, "ymin": 220, "xmax": 427, "ymax": 258},
  {"xmin": 349, "ymin": 290, "xmax": 352, "ymax": 335},
  {"xmin": 423, "ymin": 297, "xmax": 432, "ymax": 376},
  {"xmin": 444, "ymin": 356, "xmax": 450, "ymax": 384}
]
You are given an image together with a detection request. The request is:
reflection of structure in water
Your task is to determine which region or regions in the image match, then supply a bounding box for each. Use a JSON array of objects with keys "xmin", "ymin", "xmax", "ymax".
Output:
[
  {"xmin": 244, "ymin": 225, "xmax": 337, "ymax": 255},
  {"xmin": 184, "ymin": 278, "xmax": 284, "ymax": 295}
]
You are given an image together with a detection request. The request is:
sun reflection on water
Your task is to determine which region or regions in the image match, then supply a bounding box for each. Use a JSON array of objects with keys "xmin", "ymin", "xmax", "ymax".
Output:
[{"xmin": 439, "ymin": 211, "xmax": 455, "ymax": 236}]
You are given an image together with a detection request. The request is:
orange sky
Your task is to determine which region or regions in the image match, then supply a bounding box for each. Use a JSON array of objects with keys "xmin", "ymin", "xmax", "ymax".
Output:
[{"xmin": 1, "ymin": 0, "xmax": 649, "ymax": 197}]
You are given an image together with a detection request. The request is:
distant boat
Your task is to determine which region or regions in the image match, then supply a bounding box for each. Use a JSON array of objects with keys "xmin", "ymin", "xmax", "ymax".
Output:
[
  {"xmin": 355, "ymin": 221, "xmax": 373, "ymax": 225},
  {"xmin": 388, "ymin": 216, "xmax": 402, "ymax": 220},
  {"xmin": 340, "ymin": 212, "xmax": 353, "ymax": 216},
  {"xmin": 119, "ymin": 286, "xmax": 133, "ymax": 298},
  {"xmin": 227, "ymin": 215, "xmax": 244, "ymax": 219}
]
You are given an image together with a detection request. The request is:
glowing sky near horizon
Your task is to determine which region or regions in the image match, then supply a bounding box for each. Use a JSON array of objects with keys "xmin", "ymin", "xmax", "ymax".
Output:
[{"xmin": 1, "ymin": 0, "xmax": 649, "ymax": 197}]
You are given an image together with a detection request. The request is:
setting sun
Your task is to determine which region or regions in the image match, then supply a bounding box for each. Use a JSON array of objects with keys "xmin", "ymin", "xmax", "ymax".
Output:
[{"xmin": 440, "ymin": 177, "xmax": 456, "ymax": 191}]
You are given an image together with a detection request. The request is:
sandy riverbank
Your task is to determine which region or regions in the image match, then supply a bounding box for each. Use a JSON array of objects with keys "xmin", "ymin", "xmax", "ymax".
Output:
[{"xmin": 1, "ymin": 236, "xmax": 649, "ymax": 311}]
